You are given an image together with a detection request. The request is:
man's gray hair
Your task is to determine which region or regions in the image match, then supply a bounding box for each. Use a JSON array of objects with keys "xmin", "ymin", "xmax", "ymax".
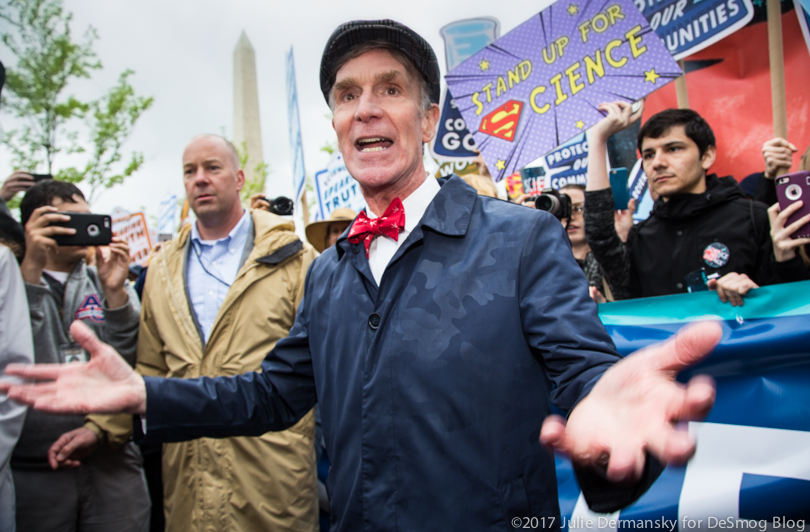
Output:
[{"xmin": 328, "ymin": 41, "xmax": 433, "ymax": 114}]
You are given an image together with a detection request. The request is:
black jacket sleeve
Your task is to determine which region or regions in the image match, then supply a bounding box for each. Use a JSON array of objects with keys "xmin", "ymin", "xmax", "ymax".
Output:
[
  {"xmin": 584, "ymin": 188, "xmax": 634, "ymax": 300},
  {"xmin": 754, "ymin": 173, "xmax": 778, "ymax": 206},
  {"xmin": 770, "ymin": 253, "xmax": 810, "ymax": 283},
  {"xmin": 575, "ymin": 452, "xmax": 665, "ymax": 513}
]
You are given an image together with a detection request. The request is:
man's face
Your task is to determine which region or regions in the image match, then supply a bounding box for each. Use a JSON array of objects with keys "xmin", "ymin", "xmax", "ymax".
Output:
[
  {"xmin": 331, "ymin": 49, "xmax": 439, "ymax": 194},
  {"xmin": 641, "ymin": 125, "xmax": 716, "ymax": 198},
  {"xmin": 51, "ymin": 195, "xmax": 91, "ymax": 263},
  {"xmin": 325, "ymin": 221, "xmax": 351, "ymax": 250},
  {"xmin": 560, "ymin": 188, "xmax": 586, "ymax": 246},
  {"xmin": 182, "ymin": 137, "xmax": 245, "ymax": 221}
]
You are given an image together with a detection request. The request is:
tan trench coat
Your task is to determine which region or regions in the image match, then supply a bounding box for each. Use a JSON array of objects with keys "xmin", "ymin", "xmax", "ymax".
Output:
[{"xmin": 92, "ymin": 210, "xmax": 319, "ymax": 531}]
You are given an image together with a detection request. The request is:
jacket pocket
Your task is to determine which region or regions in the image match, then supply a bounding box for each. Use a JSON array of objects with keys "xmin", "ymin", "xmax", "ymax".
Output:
[{"xmin": 499, "ymin": 477, "xmax": 532, "ymax": 530}]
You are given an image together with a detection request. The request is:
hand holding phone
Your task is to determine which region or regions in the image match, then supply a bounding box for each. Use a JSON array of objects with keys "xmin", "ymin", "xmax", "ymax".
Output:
[
  {"xmin": 20, "ymin": 206, "xmax": 75, "ymax": 284},
  {"xmin": 775, "ymin": 171, "xmax": 810, "ymax": 239},
  {"xmin": 0, "ymin": 171, "xmax": 36, "ymax": 202},
  {"xmin": 52, "ymin": 212, "xmax": 113, "ymax": 246}
]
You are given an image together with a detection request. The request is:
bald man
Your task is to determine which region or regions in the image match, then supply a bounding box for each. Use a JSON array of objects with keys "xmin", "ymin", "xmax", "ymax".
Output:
[{"xmin": 86, "ymin": 135, "xmax": 320, "ymax": 531}]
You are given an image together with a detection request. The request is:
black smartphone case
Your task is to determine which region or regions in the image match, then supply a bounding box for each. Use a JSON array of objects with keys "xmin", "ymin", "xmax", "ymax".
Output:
[{"xmin": 52, "ymin": 213, "xmax": 113, "ymax": 246}]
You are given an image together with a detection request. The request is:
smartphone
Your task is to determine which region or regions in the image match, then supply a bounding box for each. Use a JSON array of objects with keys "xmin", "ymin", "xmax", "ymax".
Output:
[
  {"xmin": 775, "ymin": 171, "xmax": 810, "ymax": 239},
  {"xmin": 609, "ymin": 168, "xmax": 630, "ymax": 210},
  {"xmin": 52, "ymin": 212, "xmax": 113, "ymax": 246},
  {"xmin": 30, "ymin": 173, "xmax": 53, "ymax": 182}
]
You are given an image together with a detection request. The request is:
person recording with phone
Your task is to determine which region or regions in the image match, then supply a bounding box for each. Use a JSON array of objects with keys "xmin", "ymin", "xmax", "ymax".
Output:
[
  {"xmin": 762, "ymin": 140, "xmax": 810, "ymax": 281},
  {"xmin": 14, "ymin": 179, "xmax": 149, "ymax": 532}
]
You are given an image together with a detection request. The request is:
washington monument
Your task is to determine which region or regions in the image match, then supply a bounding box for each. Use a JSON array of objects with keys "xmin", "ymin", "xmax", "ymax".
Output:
[{"xmin": 233, "ymin": 31, "xmax": 264, "ymax": 186}]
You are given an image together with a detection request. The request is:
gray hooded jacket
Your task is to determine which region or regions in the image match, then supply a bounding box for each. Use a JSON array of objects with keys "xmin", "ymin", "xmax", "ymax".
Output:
[{"xmin": 12, "ymin": 260, "xmax": 139, "ymax": 468}]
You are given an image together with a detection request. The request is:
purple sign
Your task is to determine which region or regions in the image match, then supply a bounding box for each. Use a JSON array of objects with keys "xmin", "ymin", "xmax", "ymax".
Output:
[{"xmin": 445, "ymin": 0, "xmax": 682, "ymax": 181}]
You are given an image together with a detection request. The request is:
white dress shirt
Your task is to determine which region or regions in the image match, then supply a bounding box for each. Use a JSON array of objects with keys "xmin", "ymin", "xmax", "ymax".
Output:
[
  {"xmin": 366, "ymin": 176, "xmax": 441, "ymax": 286},
  {"xmin": 187, "ymin": 209, "xmax": 250, "ymax": 342}
]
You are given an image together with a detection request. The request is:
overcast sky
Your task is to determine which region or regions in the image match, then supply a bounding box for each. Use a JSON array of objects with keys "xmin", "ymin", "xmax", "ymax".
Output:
[{"xmin": 0, "ymin": 0, "xmax": 556, "ymax": 224}]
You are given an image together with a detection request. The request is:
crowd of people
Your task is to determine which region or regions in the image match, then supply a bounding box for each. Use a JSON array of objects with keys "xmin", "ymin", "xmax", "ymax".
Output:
[{"xmin": 0, "ymin": 16, "xmax": 808, "ymax": 532}]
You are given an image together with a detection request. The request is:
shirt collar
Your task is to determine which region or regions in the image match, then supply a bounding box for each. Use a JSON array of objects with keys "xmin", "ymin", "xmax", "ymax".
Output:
[
  {"xmin": 191, "ymin": 209, "xmax": 249, "ymax": 246},
  {"xmin": 366, "ymin": 174, "xmax": 441, "ymax": 233},
  {"xmin": 336, "ymin": 175, "xmax": 477, "ymax": 258}
]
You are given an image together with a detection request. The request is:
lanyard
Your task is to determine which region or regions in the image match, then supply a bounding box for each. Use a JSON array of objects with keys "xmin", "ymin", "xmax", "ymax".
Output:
[{"xmin": 191, "ymin": 240, "xmax": 232, "ymax": 288}]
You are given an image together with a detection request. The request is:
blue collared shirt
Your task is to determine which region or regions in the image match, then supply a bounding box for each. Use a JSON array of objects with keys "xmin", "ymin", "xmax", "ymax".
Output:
[{"xmin": 187, "ymin": 210, "xmax": 251, "ymax": 343}]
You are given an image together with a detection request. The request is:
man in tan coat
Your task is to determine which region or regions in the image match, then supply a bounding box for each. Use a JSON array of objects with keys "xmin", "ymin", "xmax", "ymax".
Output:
[{"xmin": 87, "ymin": 135, "xmax": 319, "ymax": 531}]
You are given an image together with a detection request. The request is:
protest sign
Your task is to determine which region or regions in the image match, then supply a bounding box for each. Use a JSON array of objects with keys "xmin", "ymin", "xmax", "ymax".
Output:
[
  {"xmin": 157, "ymin": 194, "xmax": 177, "ymax": 238},
  {"xmin": 112, "ymin": 211, "xmax": 153, "ymax": 266},
  {"xmin": 517, "ymin": 167, "xmax": 545, "ymax": 196},
  {"xmin": 286, "ymin": 47, "xmax": 306, "ymax": 203},
  {"xmin": 797, "ymin": 0, "xmax": 810, "ymax": 53},
  {"xmin": 557, "ymin": 280, "xmax": 810, "ymax": 523},
  {"xmin": 504, "ymin": 172, "xmax": 523, "ymax": 199},
  {"xmin": 432, "ymin": 18, "xmax": 500, "ymax": 161},
  {"xmin": 541, "ymin": 133, "xmax": 590, "ymax": 189},
  {"xmin": 313, "ymin": 152, "xmax": 367, "ymax": 220},
  {"xmin": 639, "ymin": 0, "xmax": 755, "ymax": 59},
  {"xmin": 642, "ymin": 7, "xmax": 810, "ymax": 179},
  {"xmin": 434, "ymin": 159, "xmax": 480, "ymax": 179},
  {"xmin": 627, "ymin": 158, "xmax": 655, "ymax": 222},
  {"xmin": 446, "ymin": 0, "xmax": 682, "ymax": 182}
]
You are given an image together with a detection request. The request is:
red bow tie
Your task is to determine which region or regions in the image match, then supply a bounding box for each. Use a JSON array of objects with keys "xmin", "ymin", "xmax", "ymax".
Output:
[{"xmin": 347, "ymin": 198, "xmax": 405, "ymax": 258}]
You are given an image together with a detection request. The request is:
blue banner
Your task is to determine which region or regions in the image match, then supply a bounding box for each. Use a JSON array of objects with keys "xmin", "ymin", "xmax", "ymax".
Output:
[
  {"xmin": 558, "ymin": 281, "xmax": 810, "ymax": 526},
  {"xmin": 545, "ymin": 134, "xmax": 590, "ymax": 189},
  {"xmin": 638, "ymin": 0, "xmax": 755, "ymax": 60},
  {"xmin": 797, "ymin": 0, "xmax": 810, "ymax": 55},
  {"xmin": 286, "ymin": 48, "xmax": 306, "ymax": 203},
  {"xmin": 157, "ymin": 194, "xmax": 177, "ymax": 236}
]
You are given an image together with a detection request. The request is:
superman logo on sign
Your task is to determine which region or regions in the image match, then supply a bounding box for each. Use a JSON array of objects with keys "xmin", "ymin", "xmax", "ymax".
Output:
[{"xmin": 479, "ymin": 100, "xmax": 523, "ymax": 142}]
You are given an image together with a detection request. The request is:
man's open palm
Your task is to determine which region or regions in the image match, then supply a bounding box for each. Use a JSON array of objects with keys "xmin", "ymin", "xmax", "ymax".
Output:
[
  {"xmin": 541, "ymin": 321, "xmax": 721, "ymax": 482},
  {"xmin": 1, "ymin": 321, "xmax": 146, "ymax": 415}
]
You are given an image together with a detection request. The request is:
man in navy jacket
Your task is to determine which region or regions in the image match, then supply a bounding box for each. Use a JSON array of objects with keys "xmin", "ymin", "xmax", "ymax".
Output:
[{"xmin": 3, "ymin": 20, "xmax": 720, "ymax": 531}]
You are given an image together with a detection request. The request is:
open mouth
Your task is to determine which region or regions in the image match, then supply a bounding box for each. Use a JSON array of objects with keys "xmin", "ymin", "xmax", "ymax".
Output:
[{"xmin": 355, "ymin": 137, "xmax": 393, "ymax": 152}]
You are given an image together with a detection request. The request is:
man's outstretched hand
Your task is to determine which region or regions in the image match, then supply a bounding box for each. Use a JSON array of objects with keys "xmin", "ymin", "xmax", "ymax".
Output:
[
  {"xmin": 0, "ymin": 321, "xmax": 147, "ymax": 415},
  {"xmin": 541, "ymin": 321, "xmax": 721, "ymax": 483}
]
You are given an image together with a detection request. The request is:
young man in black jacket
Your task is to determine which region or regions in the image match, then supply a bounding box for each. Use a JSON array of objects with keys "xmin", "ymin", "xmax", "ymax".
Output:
[{"xmin": 585, "ymin": 104, "xmax": 804, "ymax": 304}]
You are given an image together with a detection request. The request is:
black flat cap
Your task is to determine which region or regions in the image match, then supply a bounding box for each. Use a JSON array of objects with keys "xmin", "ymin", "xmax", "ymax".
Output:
[{"xmin": 320, "ymin": 19, "xmax": 441, "ymax": 106}]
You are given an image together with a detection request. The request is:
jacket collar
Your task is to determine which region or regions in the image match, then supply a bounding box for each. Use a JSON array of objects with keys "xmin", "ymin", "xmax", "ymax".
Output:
[
  {"xmin": 335, "ymin": 175, "xmax": 477, "ymax": 260},
  {"xmin": 651, "ymin": 174, "xmax": 745, "ymax": 220},
  {"xmin": 174, "ymin": 209, "xmax": 300, "ymax": 263},
  {"xmin": 173, "ymin": 209, "xmax": 303, "ymax": 348}
]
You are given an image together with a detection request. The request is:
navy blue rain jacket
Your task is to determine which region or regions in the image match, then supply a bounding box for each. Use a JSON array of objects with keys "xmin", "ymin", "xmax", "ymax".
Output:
[{"xmin": 143, "ymin": 176, "xmax": 660, "ymax": 531}]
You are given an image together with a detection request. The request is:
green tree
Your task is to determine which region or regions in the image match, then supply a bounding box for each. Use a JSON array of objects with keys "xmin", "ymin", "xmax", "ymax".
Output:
[
  {"xmin": 0, "ymin": 0, "xmax": 153, "ymax": 206},
  {"xmin": 234, "ymin": 141, "xmax": 271, "ymax": 205}
]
